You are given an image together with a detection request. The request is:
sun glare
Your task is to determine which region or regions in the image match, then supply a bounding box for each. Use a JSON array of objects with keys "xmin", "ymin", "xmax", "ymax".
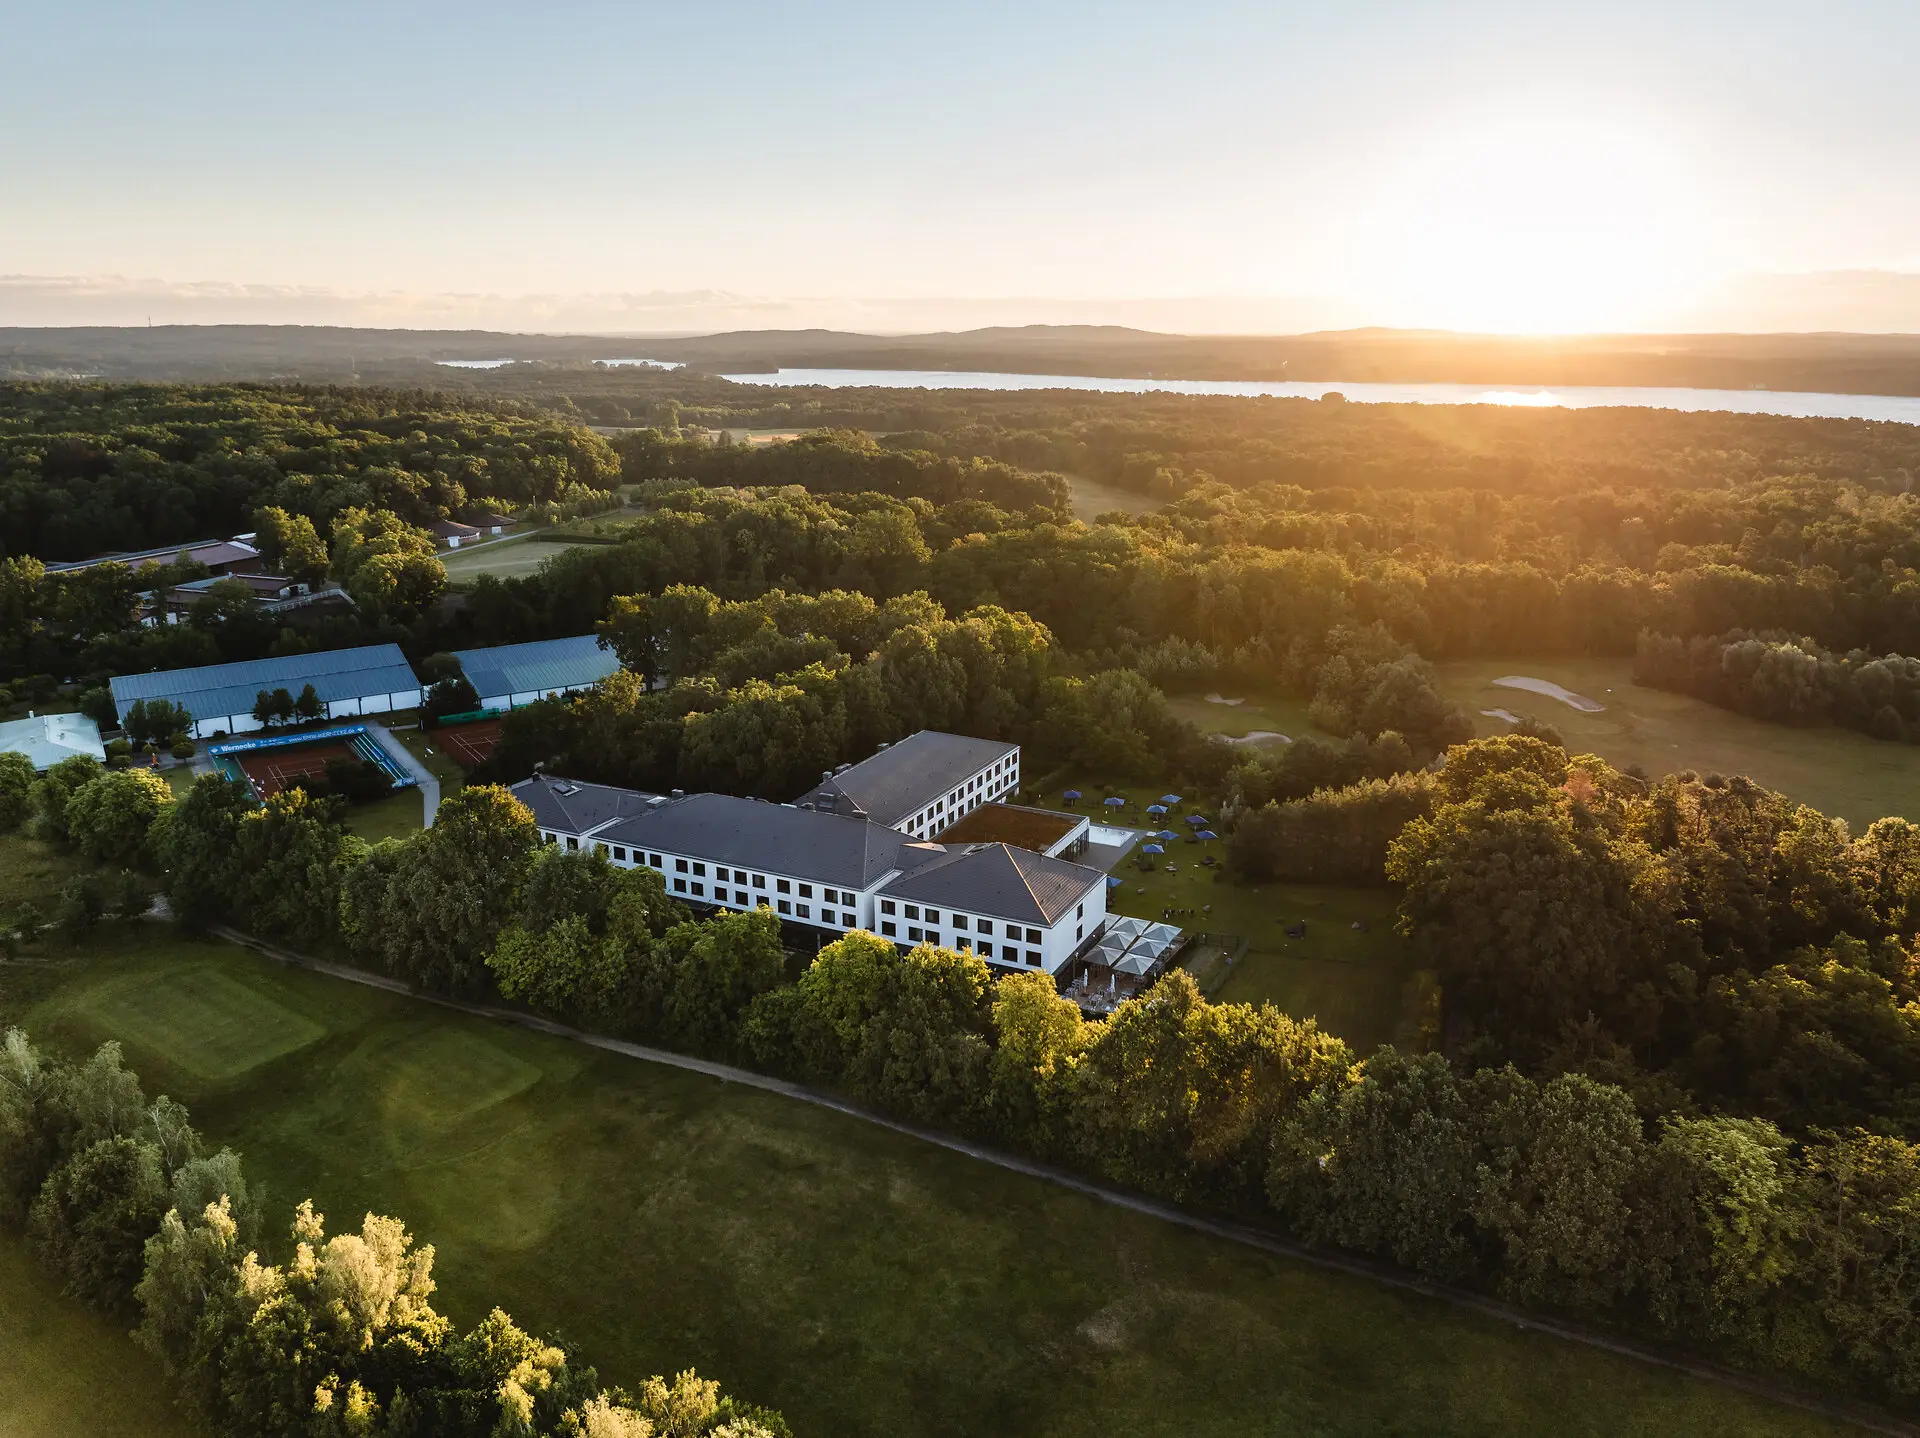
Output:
[{"xmin": 1344, "ymin": 96, "xmax": 1712, "ymax": 333}]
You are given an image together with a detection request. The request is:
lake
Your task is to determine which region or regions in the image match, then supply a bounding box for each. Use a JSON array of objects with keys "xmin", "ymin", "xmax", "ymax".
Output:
[{"xmin": 718, "ymin": 367, "xmax": 1920, "ymax": 424}]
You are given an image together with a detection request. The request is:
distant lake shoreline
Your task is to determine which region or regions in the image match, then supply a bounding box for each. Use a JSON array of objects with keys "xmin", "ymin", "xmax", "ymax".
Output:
[{"xmin": 716, "ymin": 367, "xmax": 1920, "ymax": 425}]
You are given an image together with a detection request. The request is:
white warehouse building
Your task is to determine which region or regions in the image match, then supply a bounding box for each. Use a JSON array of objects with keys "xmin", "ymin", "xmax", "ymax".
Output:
[
  {"xmin": 449, "ymin": 634, "xmax": 621, "ymax": 711},
  {"xmin": 109, "ymin": 644, "xmax": 424, "ymax": 739}
]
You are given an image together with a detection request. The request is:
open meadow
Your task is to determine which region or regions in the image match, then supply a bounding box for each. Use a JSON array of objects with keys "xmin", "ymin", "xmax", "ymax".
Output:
[
  {"xmin": 0, "ymin": 929, "xmax": 1861, "ymax": 1438},
  {"xmin": 440, "ymin": 535, "xmax": 592, "ymax": 584},
  {"xmin": 1437, "ymin": 657, "xmax": 1920, "ymax": 830}
]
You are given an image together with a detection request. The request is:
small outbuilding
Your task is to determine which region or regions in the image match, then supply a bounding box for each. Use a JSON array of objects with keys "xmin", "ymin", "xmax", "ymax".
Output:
[{"xmin": 430, "ymin": 519, "xmax": 482, "ymax": 549}]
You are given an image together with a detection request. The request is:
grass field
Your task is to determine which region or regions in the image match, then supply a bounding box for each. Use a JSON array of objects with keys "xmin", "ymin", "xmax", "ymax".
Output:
[
  {"xmin": 0, "ymin": 832, "xmax": 85, "ymax": 913},
  {"xmin": 1066, "ymin": 474, "xmax": 1162, "ymax": 521},
  {"xmin": 441, "ymin": 536, "xmax": 590, "ymax": 584},
  {"xmin": 1165, "ymin": 689, "xmax": 1322, "ymax": 745},
  {"xmin": 1438, "ymin": 657, "xmax": 1920, "ymax": 830},
  {"xmin": 333, "ymin": 727, "xmax": 468, "ymax": 844},
  {"xmin": 0, "ymin": 930, "xmax": 1864, "ymax": 1438},
  {"xmin": 0, "ymin": 1234, "xmax": 196, "ymax": 1438}
]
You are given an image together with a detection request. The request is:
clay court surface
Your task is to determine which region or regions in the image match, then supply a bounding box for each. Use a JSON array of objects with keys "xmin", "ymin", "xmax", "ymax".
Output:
[
  {"xmin": 235, "ymin": 740, "xmax": 358, "ymax": 797},
  {"xmin": 435, "ymin": 717, "xmax": 503, "ymax": 768}
]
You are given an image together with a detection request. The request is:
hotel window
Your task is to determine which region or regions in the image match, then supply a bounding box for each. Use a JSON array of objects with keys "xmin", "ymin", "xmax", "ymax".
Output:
[
  {"xmin": 907, "ymin": 926, "xmax": 922, "ymax": 942},
  {"xmin": 953, "ymin": 916, "xmax": 969, "ymax": 931},
  {"xmin": 881, "ymin": 921, "xmax": 897, "ymax": 937},
  {"xmin": 904, "ymin": 904, "xmax": 919, "ymax": 920},
  {"xmin": 566, "ymin": 837, "xmax": 578, "ymax": 850},
  {"xmin": 881, "ymin": 900, "xmax": 896, "ymax": 915},
  {"xmin": 778, "ymin": 900, "xmax": 791, "ymax": 915},
  {"xmin": 1025, "ymin": 928, "xmax": 1041, "ymax": 944},
  {"xmin": 675, "ymin": 858, "xmax": 688, "ymax": 873},
  {"xmin": 799, "ymin": 883, "xmax": 812, "ymax": 898},
  {"xmin": 649, "ymin": 853, "xmax": 662, "ymax": 867},
  {"xmin": 842, "ymin": 912, "xmax": 854, "ymax": 927},
  {"xmin": 673, "ymin": 879, "xmax": 686, "ymax": 893},
  {"xmin": 777, "ymin": 878, "xmax": 791, "ymax": 894},
  {"xmin": 714, "ymin": 866, "xmax": 730, "ymax": 882},
  {"xmin": 691, "ymin": 883, "xmax": 704, "ymax": 897},
  {"xmin": 925, "ymin": 909, "xmax": 940, "ymax": 924},
  {"xmin": 822, "ymin": 887, "xmax": 837, "ymax": 904},
  {"xmin": 1026, "ymin": 950, "xmax": 1041, "ymax": 967},
  {"xmin": 752, "ymin": 874, "xmax": 766, "ymax": 889},
  {"xmin": 1076, "ymin": 925, "xmax": 1083, "ymax": 940},
  {"xmin": 797, "ymin": 904, "xmax": 810, "ymax": 919},
  {"xmin": 735, "ymin": 890, "xmax": 748, "ymax": 905},
  {"xmin": 978, "ymin": 943, "xmax": 993, "ymax": 959},
  {"xmin": 595, "ymin": 842, "xmax": 608, "ymax": 856},
  {"xmin": 693, "ymin": 862, "xmax": 706, "ymax": 877},
  {"xmin": 613, "ymin": 846, "xmax": 626, "ymax": 861},
  {"xmin": 1077, "ymin": 903, "xmax": 1084, "ymax": 919}
]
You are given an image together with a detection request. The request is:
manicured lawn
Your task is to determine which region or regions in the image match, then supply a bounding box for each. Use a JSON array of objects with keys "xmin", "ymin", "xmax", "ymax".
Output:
[
  {"xmin": 340, "ymin": 787, "xmax": 433, "ymax": 844},
  {"xmin": 441, "ymin": 536, "xmax": 593, "ymax": 584},
  {"xmin": 1164, "ymin": 688, "xmax": 1323, "ymax": 745},
  {"xmin": 1438, "ymin": 657, "xmax": 1920, "ymax": 830},
  {"xmin": 0, "ymin": 1233, "xmax": 195, "ymax": 1438},
  {"xmin": 0, "ymin": 929, "xmax": 1866, "ymax": 1438}
]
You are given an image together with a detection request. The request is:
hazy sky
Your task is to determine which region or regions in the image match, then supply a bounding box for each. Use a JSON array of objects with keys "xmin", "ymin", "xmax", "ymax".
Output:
[{"xmin": 3, "ymin": 1, "xmax": 1916, "ymax": 331}]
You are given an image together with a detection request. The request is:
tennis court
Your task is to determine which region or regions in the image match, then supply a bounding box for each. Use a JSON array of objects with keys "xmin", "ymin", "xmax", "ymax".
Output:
[
  {"xmin": 436, "ymin": 716, "xmax": 503, "ymax": 768},
  {"xmin": 234, "ymin": 739, "xmax": 360, "ymax": 797}
]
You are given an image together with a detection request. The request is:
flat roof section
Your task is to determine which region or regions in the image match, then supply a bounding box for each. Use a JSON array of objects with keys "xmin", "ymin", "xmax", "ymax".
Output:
[{"xmin": 933, "ymin": 802, "xmax": 1079, "ymax": 851}]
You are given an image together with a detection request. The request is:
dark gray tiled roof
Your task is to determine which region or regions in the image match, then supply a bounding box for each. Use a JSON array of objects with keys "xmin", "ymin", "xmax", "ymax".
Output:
[
  {"xmin": 800, "ymin": 730, "xmax": 1017, "ymax": 826},
  {"xmin": 879, "ymin": 843, "xmax": 1100, "ymax": 925},
  {"xmin": 510, "ymin": 777, "xmax": 662, "ymax": 835},
  {"xmin": 599, "ymin": 793, "xmax": 948, "ymax": 890}
]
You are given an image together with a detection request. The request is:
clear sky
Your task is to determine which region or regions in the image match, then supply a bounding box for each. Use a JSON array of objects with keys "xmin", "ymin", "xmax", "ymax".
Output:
[{"xmin": 2, "ymin": 0, "xmax": 1916, "ymax": 332}]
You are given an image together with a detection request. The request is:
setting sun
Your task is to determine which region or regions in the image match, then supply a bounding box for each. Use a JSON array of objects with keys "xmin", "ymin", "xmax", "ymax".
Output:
[{"xmin": 1346, "ymin": 96, "xmax": 1713, "ymax": 333}]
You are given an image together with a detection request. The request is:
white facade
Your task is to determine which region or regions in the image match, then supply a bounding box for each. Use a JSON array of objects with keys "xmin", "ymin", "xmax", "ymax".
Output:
[
  {"xmin": 187, "ymin": 686, "xmax": 423, "ymax": 738},
  {"xmin": 898, "ymin": 747, "xmax": 1022, "ymax": 839},
  {"xmin": 870, "ymin": 881, "xmax": 1104, "ymax": 973},
  {"xmin": 533, "ymin": 791, "xmax": 1107, "ymax": 977}
]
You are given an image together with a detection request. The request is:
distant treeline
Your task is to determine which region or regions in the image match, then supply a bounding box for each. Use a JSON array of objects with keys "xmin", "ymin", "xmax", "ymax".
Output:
[
  {"xmin": 0, "ymin": 382, "xmax": 619, "ymax": 561},
  {"xmin": 1636, "ymin": 629, "xmax": 1920, "ymax": 741}
]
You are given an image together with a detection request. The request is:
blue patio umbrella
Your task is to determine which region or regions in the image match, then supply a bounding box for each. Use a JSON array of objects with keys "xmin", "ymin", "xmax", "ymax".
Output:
[
  {"xmin": 1160, "ymin": 794, "xmax": 1182, "ymax": 805},
  {"xmin": 1062, "ymin": 789, "xmax": 1081, "ymax": 802},
  {"xmin": 1186, "ymin": 813, "xmax": 1208, "ymax": 826},
  {"xmin": 1155, "ymin": 830, "xmax": 1177, "ymax": 841},
  {"xmin": 1196, "ymin": 830, "xmax": 1219, "ymax": 841},
  {"xmin": 1103, "ymin": 795, "xmax": 1125, "ymax": 808},
  {"xmin": 1142, "ymin": 843, "xmax": 1165, "ymax": 855},
  {"xmin": 1106, "ymin": 876, "xmax": 1123, "ymax": 888},
  {"xmin": 1145, "ymin": 803, "xmax": 1167, "ymax": 816}
]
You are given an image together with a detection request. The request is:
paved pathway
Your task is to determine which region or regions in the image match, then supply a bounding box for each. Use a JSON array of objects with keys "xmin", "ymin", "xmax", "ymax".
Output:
[
  {"xmin": 205, "ymin": 922, "xmax": 1912, "ymax": 1437},
  {"xmin": 363, "ymin": 720, "xmax": 439, "ymax": 827}
]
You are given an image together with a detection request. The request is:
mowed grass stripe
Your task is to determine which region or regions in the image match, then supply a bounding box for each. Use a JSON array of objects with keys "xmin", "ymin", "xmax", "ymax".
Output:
[
  {"xmin": 76, "ymin": 963, "xmax": 326, "ymax": 1080},
  {"xmin": 0, "ymin": 932, "xmax": 1865, "ymax": 1438},
  {"xmin": 0, "ymin": 1235, "xmax": 196, "ymax": 1438}
]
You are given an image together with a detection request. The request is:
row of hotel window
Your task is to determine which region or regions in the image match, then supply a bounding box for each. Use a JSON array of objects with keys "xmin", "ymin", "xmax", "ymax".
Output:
[{"xmin": 902, "ymin": 755, "xmax": 1018, "ymax": 837}]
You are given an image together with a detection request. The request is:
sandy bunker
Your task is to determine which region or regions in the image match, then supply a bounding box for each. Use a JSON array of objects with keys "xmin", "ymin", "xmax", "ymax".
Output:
[{"xmin": 1492, "ymin": 675, "xmax": 1606, "ymax": 713}]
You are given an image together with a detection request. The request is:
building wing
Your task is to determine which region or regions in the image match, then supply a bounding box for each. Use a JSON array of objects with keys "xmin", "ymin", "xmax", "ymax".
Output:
[
  {"xmin": 878, "ymin": 842, "xmax": 1100, "ymax": 926},
  {"xmin": 801, "ymin": 730, "xmax": 1018, "ymax": 827}
]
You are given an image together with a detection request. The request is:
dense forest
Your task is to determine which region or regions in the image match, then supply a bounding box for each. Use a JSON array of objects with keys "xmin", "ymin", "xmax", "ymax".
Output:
[{"xmin": 0, "ymin": 383, "xmax": 619, "ymax": 561}]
